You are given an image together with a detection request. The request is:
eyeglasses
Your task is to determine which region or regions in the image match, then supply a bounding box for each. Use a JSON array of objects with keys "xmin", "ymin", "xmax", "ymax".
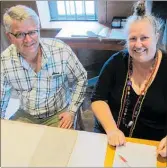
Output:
[{"xmin": 9, "ymin": 30, "xmax": 39, "ymax": 39}]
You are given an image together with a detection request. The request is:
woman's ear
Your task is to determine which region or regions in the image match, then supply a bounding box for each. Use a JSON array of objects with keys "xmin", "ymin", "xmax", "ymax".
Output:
[{"xmin": 156, "ymin": 32, "xmax": 160, "ymax": 43}]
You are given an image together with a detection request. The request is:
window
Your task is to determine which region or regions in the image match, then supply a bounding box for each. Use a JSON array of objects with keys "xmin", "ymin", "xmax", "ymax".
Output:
[{"xmin": 48, "ymin": 0, "xmax": 97, "ymax": 21}]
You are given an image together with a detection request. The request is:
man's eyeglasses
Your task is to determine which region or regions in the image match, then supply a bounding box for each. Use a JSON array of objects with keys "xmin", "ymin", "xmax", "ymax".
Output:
[{"xmin": 9, "ymin": 30, "xmax": 39, "ymax": 39}]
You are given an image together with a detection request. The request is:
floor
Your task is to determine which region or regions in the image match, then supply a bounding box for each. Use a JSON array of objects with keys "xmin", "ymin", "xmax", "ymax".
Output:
[
  {"xmin": 81, "ymin": 109, "xmax": 94, "ymax": 132},
  {"xmin": 80, "ymin": 87, "xmax": 95, "ymax": 132}
]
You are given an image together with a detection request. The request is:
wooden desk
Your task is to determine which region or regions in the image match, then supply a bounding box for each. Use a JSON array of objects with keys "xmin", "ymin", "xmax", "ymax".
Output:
[
  {"xmin": 56, "ymin": 22, "xmax": 125, "ymax": 51},
  {"xmin": 105, "ymin": 137, "xmax": 167, "ymax": 167}
]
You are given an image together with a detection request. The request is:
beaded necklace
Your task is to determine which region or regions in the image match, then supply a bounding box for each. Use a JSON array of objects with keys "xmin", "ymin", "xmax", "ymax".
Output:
[{"xmin": 117, "ymin": 54, "xmax": 158, "ymax": 137}]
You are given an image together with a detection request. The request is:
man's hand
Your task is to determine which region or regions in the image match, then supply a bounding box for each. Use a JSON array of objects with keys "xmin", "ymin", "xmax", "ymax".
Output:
[
  {"xmin": 157, "ymin": 136, "xmax": 167, "ymax": 158},
  {"xmin": 58, "ymin": 112, "xmax": 74, "ymax": 129},
  {"xmin": 107, "ymin": 129, "xmax": 126, "ymax": 147}
]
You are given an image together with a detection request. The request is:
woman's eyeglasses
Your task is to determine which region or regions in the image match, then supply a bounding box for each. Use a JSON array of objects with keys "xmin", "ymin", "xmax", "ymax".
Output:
[{"xmin": 9, "ymin": 30, "xmax": 39, "ymax": 39}]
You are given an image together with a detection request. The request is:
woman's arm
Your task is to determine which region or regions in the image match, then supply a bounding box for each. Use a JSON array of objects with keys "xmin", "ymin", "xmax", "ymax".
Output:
[
  {"xmin": 91, "ymin": 100, "xmax": 117, "ymax": 133},
  {"xmin": 91, "ymin": 100, "xmax": 126, "ymax": 146}
]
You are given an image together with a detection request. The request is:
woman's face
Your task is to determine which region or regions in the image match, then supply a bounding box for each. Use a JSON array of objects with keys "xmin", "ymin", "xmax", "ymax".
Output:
[{"xmin": 127, "ymin": 19, "xmax": 159, "ymax": 63}]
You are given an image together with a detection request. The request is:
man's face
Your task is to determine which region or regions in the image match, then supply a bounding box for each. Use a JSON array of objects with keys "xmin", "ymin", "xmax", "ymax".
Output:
[
  {"xmin": 7, "ymin": 19, "xmax": 40, "ymax": 59},
  {"xmin": 127, "ymin": 19, "xmax": 159, "ymax": 63}
]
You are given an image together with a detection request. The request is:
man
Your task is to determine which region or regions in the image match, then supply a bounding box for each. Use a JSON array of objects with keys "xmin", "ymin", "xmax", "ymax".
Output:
[{"xmin": 1, "ymin": 5, "xmax": 87, "ymax": 129}]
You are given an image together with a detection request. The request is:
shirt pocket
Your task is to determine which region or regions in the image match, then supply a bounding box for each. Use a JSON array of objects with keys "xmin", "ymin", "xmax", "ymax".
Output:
[{"xmin": 49, "ymin": 72, "xmax": 66, "ymax": 91}]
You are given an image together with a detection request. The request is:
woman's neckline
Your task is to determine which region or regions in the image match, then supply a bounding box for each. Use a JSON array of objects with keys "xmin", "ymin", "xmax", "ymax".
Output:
[{"xmin": 130, "ymin": 50, "xmax": 162, "ymax": 95}]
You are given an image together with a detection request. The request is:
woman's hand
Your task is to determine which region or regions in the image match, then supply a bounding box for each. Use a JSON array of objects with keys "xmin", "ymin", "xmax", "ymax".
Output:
[
  {"xmin": 106, "ymin": 129, "xmax": 126, "ymax": 147},
  {"xmin": 157, "ymin": 136, "xmax": 167, "ymax": 158}
]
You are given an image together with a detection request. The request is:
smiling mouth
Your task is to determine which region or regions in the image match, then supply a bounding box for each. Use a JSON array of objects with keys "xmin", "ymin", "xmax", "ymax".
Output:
[
  {"xmin": 134, "ymin": 49, "xmax": 147, "ymax": 53},
  {"xmin": 24, "ymin": 43, "xmax": 35, "ymax": 48}
]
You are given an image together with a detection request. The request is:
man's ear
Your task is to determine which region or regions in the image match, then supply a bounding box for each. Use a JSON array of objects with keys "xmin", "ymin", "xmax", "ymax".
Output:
[{"xmin": 6, "ymin": 32, "xmax": 13, "ymax": 43}]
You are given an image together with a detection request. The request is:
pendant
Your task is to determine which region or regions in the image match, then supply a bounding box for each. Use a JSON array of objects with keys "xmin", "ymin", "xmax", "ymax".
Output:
[
  {"xmin": 127, "ymin": 121, "xmax": 133, "ymax": 128},
  {"xmin": 127, "ymin": 80, "xmax": 132, "ymax": 86}
]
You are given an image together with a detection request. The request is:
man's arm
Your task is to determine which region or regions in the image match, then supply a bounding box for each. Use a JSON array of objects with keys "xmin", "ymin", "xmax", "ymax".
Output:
[
  {"xmin": 66, "ymin": 48, "xmax": 87, "ymax": 115},
  {"xmin": 1, "ymin": 73, "xmax": 12, "ymax": 119},
  {"xmin": 57, "ymin": 46, "xmax": 87, "ymax": 129}
]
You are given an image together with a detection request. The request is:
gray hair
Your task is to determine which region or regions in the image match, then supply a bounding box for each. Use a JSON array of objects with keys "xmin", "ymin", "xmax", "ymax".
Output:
[
  {"xmin": 124, "ymin": 1, "xmax": 164, "ymax": 49},
  {"xmin": 3, "ymin": 5, "xmax": 40, "ymax": 32}
]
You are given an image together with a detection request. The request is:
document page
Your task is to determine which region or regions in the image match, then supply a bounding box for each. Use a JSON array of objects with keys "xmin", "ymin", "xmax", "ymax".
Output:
[
  {"xmin": 1, "ymin": 120, "xmax": 46, "ymax": 167},
  {"xmin": 67, "ymin": 131, "xmax": 108, "ymax": 167},
  {"xmin": 109, "ymin": 29, "xmax": 126, "ymax": 40},
  {"xmin": 1, "ymin": 120, "xmax": 78, "ymax": 167},
  {"xmin": 29, "ymin": 127, "xmax": 77, "ymax": 167},
  {"xmin": 113, "ymin": 142, "xmax": 156, "ymax": 167}
]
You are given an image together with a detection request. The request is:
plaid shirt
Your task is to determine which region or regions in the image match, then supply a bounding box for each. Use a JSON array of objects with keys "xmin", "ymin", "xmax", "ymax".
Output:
[{"xmin": 1, "ymin": 38, "xmax": 87, "ymax": 119}]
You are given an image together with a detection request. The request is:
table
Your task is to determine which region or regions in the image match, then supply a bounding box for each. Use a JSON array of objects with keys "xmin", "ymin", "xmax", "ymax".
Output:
[
  {"xmin": 105, "ymin": 137, "xmax": 167, "ymax": 167},
  {"xmin": 1, "ymin": 119, "xmax": 166, "ymax": 167},
  {"xmin": 56, "ymin": 22, "xmax": 125, "ymax": 51}
]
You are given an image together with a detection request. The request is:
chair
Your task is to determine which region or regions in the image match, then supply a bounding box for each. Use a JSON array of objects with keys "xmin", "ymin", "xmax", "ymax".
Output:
[
  {"xmin": 73, "ymin": 76, "xmax": 99, "ymax": 130},
  {"xmin": 73, "ymin": 104, "xmax": 85, "ymax": 130},
  {"xmin": 73, "ymin": 55, "xmax": 112, "ymax": 130},
  {"xmin": 88, "ymin": 76, "xmax": 99, "ymax": 87}
]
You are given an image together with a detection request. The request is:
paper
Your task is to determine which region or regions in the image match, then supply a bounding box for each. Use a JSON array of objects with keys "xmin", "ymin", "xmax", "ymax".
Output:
[
  {"xmin": 109, "ymin": 28, "xmax": 126, "ymax": 40},
  {"xmin": 67, "ymin": 131, "xmax": 108, "ymax": 167},
  {"xmin": 1, "ymin": 120, "xmax": 108, "ymax": 167},
  {"xmin": 1, "ymin": 120, "xmax": 46, "ymax": 167},
  {"xmin": 98, "ymin": 27, "xmax": 111, "ymax": 38},
  {"xmin": 29, "ymin": 127, "xmax": 78, "ymax": 167},
  {"xmin": 113, "ymin": 142, "xmax": 157, "ymax": 167}
]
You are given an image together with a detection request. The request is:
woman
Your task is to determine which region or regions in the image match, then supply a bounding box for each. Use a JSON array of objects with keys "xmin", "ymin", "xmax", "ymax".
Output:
[{"xmin": 91, "ymin": 0, "xmax": 167, "ymax": 158}]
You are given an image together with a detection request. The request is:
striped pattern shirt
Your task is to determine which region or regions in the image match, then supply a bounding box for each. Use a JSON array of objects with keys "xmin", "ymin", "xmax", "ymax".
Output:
[{"xmin": 1, "ymin": 38, "xmax": 87, "ymax": 119}]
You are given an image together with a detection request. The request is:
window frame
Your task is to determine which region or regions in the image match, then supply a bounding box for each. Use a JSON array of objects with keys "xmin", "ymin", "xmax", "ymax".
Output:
[{"xmin": 48, "ymin": 0, "xmax": 98, "ymax": 21}]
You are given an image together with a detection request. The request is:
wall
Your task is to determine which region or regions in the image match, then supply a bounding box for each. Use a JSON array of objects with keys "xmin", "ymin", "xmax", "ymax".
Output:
[
  {"xmin": 152, "ymin": 1, "xmax": 167, "ymax": 20},
  {"xmin": 98, "ymin": 0, "xmax": 134, "ymax": 24},
  {"xmin": 152, "ymin": 1, "xmax": 167, "ymax": 52},
  {"xmin": 1, "ymin": 25, "xmax": 10, "ymax": 52}
]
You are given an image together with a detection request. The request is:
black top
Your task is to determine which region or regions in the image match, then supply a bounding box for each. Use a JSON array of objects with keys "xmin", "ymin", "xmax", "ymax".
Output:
[{"xmin": 91, "ymin": 50, "xmax": 167, "ymax": 141}]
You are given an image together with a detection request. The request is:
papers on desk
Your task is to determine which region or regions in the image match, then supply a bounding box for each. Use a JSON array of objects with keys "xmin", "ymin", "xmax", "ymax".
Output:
[
  {"xmin": 109, "ymin": 29, "xmax": 126, "ymax": 40},
  {"xmin": 113, "ymin": 142, "xmax": 157, "ymax": 167},
  {"xmin": 71, "ymin": 26, "xmax": 126, "ymax": 40},
  {"xmin": 1, "ymin": 120, "xmax": 108, "ymax": 167},
  {"xmin": 68, "ymin": 131, "xmax": 107, "ymax": 167}
]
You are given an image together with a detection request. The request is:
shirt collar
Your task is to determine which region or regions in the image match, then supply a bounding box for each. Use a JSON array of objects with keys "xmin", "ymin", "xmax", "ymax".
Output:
[
  {"xmin": 39, "ymin": 38, "xmax": 52, "ymax": 60},
  {"xmin": 10, "ymin": 38, "xmax": 55, "ymax": 71}
]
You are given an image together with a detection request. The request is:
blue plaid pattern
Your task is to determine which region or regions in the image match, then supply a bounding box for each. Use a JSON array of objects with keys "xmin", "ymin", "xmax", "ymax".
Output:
[{"xmin": 1, "ymin": 38, "xmax": 87, "ymax": 118}]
